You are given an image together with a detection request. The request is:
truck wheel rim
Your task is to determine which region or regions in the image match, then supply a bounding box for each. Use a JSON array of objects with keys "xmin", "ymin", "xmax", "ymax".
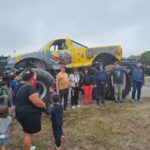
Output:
[{"xmin": 36, "ymin": 81, "xmax": 47, "ymax": 99}]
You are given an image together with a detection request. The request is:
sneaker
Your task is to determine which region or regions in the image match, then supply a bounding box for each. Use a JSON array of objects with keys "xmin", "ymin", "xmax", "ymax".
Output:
[
  {"xmin": 137, "ymin": 98, "xmax": 142, "ymax": 102},
  {"xmin": 76, "ymin": 105, "xmax": 80, "ymax": 108},
  {"xmin": 30, "ymin": 145, "xmax": 36, "ymax": 150},
  {"xmin": 131, "ymin": 99, "xmax": 135, "ymax": 102},
  {"xmin": 72, "ymin": 106, "xmax": 75, "ymax": 109}
]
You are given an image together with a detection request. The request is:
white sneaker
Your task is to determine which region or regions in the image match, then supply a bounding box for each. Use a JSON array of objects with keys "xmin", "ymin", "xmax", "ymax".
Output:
[
  {"xmin": 131, "ymin": 99, "xmax": 135, "ymax": 102},
  {"xmin": 30, "ymin": 145, "xmax": 36, "ymax": 150},
  {"xmin": 72, "ymin": 106, "xmax": 75, "ymax": 109},
  {"xmin": 76, "ymin": 105, "xmax": 81, "ymax": 108}
]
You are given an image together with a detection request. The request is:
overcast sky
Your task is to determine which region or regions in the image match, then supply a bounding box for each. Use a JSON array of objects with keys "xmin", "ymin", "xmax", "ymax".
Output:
[{"xmin": 0, "ymin": 0, "xmax": 150, "ymax": 57}]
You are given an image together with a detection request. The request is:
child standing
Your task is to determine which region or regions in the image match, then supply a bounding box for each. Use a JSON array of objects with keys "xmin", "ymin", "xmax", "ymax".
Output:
[
  {"xmin": 0, "ymin": 105, "xmax": 12, "ymax": 150},
  {"xmin": 45, "ymin": 94, "xmax": 65, "ymax": 150},
  {"xmin": 0, "ymin": 82, "xmax": 12, "ymax": 108}
]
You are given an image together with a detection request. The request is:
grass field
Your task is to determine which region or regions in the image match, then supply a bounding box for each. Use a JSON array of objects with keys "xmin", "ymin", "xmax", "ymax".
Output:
[{"xmin": 9, "ymin": 98, "xmax": 150, "ymax": 150}]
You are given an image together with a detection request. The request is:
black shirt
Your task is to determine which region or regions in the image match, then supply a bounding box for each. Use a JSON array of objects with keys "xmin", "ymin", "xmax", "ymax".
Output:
[
  {"xmin": 45, "ymin": 103, "xmax": 63, "ymax": 124},
  {"xmin": 112, "ymin": 67, "xmax": 125, "ymax": 84},
  {"xmin": 82, "ymin": 74, "xmax": 93, "ymax": 85},
  {"xmin": 14, "ymin": 83, "xmax": 42, "ymax": 115}
]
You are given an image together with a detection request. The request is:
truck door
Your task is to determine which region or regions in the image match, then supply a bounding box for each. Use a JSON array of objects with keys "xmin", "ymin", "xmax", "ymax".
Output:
[
  {"xmin": 70, "ymin": 40, "xmax": 88, "ymax": 68},
  {"xmin": 49, "ymin": 39, "xmax": 72, "ymax": 66}
]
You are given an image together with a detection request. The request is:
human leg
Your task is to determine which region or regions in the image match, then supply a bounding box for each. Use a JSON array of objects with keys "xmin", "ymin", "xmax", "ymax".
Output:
[
  {"xmin": 64, "ymin": 88, "xmax": 69, "ymax": 110},
  {"xmin": 96, "ymin": 85, "xmax": 100, "ymax": 105},
  {"xmin": 59, "ymin": 89, "xmax": 64, "ymax": 105},
  {"xmin": 52, "ymin": 124, "xmax": 61, "ymax": 149},
  {"xmin": 74, "ymin": 87, "xmax": 79, "ymax": 106},
  {"xmin": 83, "ymin": 85, "xmax": 89, "ymax": 104},
  {"xmin": 118, "ymin": 84, "xmax": 123, "ymax": 102},
  {"xmin": 101, "ymin": 83, "xmax": 106, "ymax": 104},
  {"xmin": 137, "ymin": 82, "xmax": 142, "ymax": 101},
  {"xmin": 114, "ymin": 84, "xmax": 119, "ymax": 102},
  {"xmin": 24, "ymin": 132, "xmax": 33, "ymax": 150},
  {"xmin": 71, "ymin": 87, "xmax": 75, "ymax": 107},
  {"xmin": 88, "ymin": 85, "xmax": 93, "ymax": 104},
  {"xmin": 131, "ymin": 80, "xmax": 137, "ymax": 101}
]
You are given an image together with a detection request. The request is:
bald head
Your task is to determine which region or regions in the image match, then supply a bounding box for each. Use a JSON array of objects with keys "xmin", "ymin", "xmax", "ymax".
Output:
[{"xmin": 137, "ymin": 63, "xmax": 142, "ymax": 68}]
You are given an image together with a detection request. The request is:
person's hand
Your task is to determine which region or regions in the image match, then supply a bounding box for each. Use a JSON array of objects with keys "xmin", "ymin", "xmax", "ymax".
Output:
[
  {"xmin": 94, "ymin": 85, "xmax": 97, "ymax": 88},
  {"xmin": 56, "ymin": 90, "xmax": 59, "ymax": 95},
  {"xmin": 112, "ymin": 83, "xmax": 114, "ymax": 88},
  {"xmin": 105, "ymin": 84, "xmax": 108, "ymax": 88}
]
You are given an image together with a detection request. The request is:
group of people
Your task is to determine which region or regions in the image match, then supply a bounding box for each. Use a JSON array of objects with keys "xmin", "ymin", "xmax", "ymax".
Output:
[{"xmin": 0, "ymin": 59, "xmax": 145, "ymax": 150}]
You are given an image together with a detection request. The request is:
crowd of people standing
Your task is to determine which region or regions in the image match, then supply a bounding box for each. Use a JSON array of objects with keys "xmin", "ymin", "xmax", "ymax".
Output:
[{"xmin": 0, "ymin": 59, "xmax": 145, "ymax": 150}]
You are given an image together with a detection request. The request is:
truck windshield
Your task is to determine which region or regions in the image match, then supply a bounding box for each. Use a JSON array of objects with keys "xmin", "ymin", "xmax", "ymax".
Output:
[{"xmin": 71, "ymin": 40, "xmax": 87, "ymax": 49}]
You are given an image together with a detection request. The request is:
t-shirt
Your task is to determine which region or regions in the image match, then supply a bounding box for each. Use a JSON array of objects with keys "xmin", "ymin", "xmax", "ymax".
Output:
[
  {"xmin": 95, "ymin": 70, "xmax": 107, "ymax": 84},
  {"xmin": 69, "ymin": 73, "xmax": 80, "ymax": 87},
  {"xmin": 45, "ymin": 103, "xmax": 63, "ymax": 124},
  {"xmin": 82, "ymin": 74, "xmax": 93, "ymax": 85},
  {"xmin": 0, "ymin": 116, "xmax": 12, "ymax": 139},
  {"xmin": 56, "ymin": 72, "xmax": 69, "ymax": 90},
  {"xmin": 14, "ymin": 83, "xmax": 42, "ymax": 115},
  {"xmin": 0, "ymin": 89, "xmax": 12, "ymax": 107},
  {"xmin": 112, "ymin": 67, "xmax": 125, "ymax": 84}
]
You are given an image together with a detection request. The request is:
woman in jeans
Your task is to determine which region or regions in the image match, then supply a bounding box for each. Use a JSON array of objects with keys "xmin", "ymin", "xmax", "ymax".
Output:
[{"xmin": 81, "ymin": 68, "xmax": 94, "ymax": 104}]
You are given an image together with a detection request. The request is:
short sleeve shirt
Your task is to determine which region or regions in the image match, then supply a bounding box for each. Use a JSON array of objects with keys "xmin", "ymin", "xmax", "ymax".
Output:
[
  {"xmin": 56, "ymin": 72, "xmax": 69, "ymax": 90},
  {"xmin": 112, "ymin": 67, "xmax": 125, "ymax": 84},
  {"xmin": 14, "ymin": 83, "xmax": 41, "ymax": 115}
]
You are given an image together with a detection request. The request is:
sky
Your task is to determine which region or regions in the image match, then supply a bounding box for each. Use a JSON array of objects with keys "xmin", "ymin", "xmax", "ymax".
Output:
[{"xmin": 0, "ymin": 0, "xmax": 150, "ymax": 57}]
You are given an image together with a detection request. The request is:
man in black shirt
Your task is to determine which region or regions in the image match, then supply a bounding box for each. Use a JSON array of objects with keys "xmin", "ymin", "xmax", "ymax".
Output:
[{"xmin": 111, "ymin": 60, "xmax": 126, "ymax": 102}]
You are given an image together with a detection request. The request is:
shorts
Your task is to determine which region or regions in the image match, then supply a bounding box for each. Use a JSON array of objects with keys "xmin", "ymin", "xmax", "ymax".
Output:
[
  {"xmin": 0, "ymin": 138, "xmax": 9, "ymax": 146},
  {"xmin": 16, "ymin": 113, "xmax": 41, "ymax": 134}
]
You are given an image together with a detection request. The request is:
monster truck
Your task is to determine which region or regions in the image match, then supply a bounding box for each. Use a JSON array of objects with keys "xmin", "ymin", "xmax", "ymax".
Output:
[{"xmin": 6, "ymin": 38, "xmax": 131, "ymax": 101}]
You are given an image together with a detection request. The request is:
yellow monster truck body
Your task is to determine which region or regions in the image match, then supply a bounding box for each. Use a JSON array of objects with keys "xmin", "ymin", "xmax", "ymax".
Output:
[{"xmin": 8, "ymin": 38, "xmax": 122, "ymax": 69}]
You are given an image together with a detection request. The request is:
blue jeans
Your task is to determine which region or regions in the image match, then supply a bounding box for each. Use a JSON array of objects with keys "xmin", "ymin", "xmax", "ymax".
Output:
[{"xmin": 132, "ymin": 80, "xmax": 142, "ymax": 100}]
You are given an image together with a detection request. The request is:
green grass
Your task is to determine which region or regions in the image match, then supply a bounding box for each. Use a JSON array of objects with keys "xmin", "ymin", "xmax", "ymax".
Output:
[{"xmin": 9, "ymin": 98, "xmax": 150, "ymax": 150}]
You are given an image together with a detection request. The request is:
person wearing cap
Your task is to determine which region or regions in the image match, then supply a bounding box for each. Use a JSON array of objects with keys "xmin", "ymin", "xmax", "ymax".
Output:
[
  {"xmin": 128, "ymin": 62, "xmax": 144, "ymax": 102},
  {"xmin": 56, "ymin": 64, "xmax": 70, "ymax": 110},
  {"xmin": 81, "ymin": 68, "xmax": 94, "ymax": 104},
  {"xmin": 95, "ymin": 62, "xmax": 107, "ymax": 105},
  {"xmin": 111, "ymin": 60, "xmax": 126, "ymax": 103}
]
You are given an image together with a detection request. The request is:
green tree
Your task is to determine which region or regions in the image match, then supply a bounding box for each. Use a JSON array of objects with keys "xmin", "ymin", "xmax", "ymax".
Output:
[{"xmin": 140, "ymin": 51, "xmax": 150, "ymax": 65}]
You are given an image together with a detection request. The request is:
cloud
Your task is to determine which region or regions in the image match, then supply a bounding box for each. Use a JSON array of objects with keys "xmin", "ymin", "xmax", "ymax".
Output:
[{"xmin": 0, "ymin": 0, "xmax": 150, "ymax": 57}]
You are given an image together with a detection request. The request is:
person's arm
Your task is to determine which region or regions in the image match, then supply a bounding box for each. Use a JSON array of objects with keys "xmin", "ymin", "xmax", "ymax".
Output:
[
  {"xmin": 29, "ymin": 93, "xmax": 46, "ymax": 109},
  {"xmin": 142, "ymin": 71, "xmax": 145, "ymax": 85},
  {"xmin": 128, "ymin": 62, "xmax": 135, "ymax": 73},
  {"xmin": 44, "ymin": 106, "xmax": 54, "ymax": 115},
  {"xmin": 56, "ymin": 74, "xmax": 59, "ymax": 94},
  {"xmin": 123, "ymin": 72, "xmax": 126, "ymax": 86},
  {"xmin": 111, "ymin": 71, "xmax": 114, "ymax": 87}
]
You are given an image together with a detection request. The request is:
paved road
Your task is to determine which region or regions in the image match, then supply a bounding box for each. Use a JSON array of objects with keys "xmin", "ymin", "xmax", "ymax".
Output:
[
  {"xmin": 141, "ymin": 86, "xmax": 150, "ymax": 97},
  {"xmin": 129, "ymin": 86, "xmax": 150, "ymax": 98}
]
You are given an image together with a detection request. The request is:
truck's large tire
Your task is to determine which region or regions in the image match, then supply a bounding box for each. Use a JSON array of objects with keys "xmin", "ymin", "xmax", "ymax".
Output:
[{"xmin": 32, "ymin": 68, "xmax": 55, "ymax": 102}]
